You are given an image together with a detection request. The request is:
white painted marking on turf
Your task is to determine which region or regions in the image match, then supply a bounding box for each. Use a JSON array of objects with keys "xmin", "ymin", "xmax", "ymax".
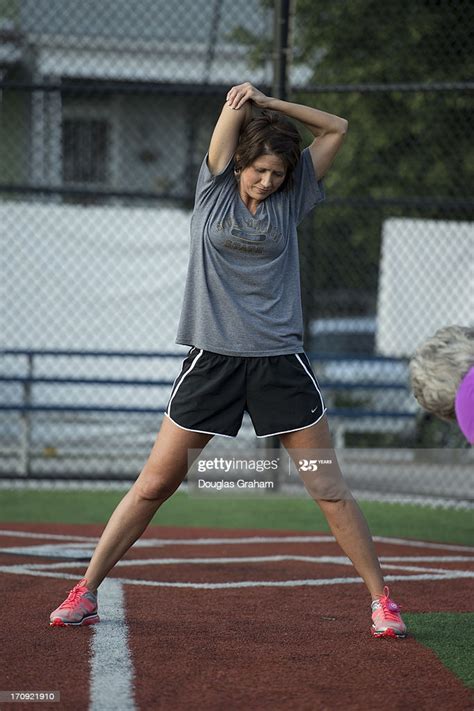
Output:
[
  {"xmin": 133, "ymin": 535, "xmax": 337, "ymax": 547},
  {"xmin": 1, "ymin": 530, "xmax": 473, "ymax": 593},
  {"xmin": 0, "ymin": 566, "xmax": 86, "ymax": 581},
  {"xmin": 102, "ymin": 554, "xmax": 357, "ymax": 567},
  {"xmin": 1, "ymin": 529, "xmax": 473, "ymax": 552},
  {"xmin": 0, "ymin": 564, "xmax": 473, "ymax": 589},
  {"xmin": 16, "ymin": 560, "xmax": 96, "ymax": 570},
  {"xmin": 0, "ymin": 530, "xmax": 97, "ymax": 542},
  {"xmin": 373, "ymin": 536, "xmax": 474, "ymax": 552},
  {"xmin": 0, "ymin": 544, "xmax": 96, "ymax": 558},
  {"xmin": 21, "ymin": 555, "xmax": 357, "ymax": 569},
  {"xmin": 134, "ymin": 535, "xmax": 474, "ymax": 552},
  {"xmin": 107, "ymin": 571, "xmax": 474, "ymax": 589},
  {"xmin": 10, "ymin": 548, "xmax": 474, "ymax": 570},
  {"xmin": 89, "ymin": 579, "xmax": 136, "ymax": 711},
  {"xmin": 13, "ymin": 553, "xmax": 474, "ymax": 574},
  {"xmin": 379, "ymin": 563, "xmax": 460, "ymax": 575},
  {"xmin": 380, "ymin": 555, "xmax": 474, "ymax": 562}
]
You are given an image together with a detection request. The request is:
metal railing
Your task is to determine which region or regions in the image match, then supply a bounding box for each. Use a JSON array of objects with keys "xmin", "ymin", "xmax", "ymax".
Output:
[{"xmin": 0, "ymin": 349, "xmax": 416, "ymax": 476}]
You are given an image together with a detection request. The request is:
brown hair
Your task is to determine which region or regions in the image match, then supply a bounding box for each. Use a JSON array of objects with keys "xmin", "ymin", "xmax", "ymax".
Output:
[{"xmin": 234, "ymin": 110, "xmax": 302, "ymax": 191}]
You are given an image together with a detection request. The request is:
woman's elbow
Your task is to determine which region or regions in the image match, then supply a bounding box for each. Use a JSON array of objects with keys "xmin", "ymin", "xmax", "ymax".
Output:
[{"xmin": 337, "ymin": 118, "xmax": 349, "ymax": 135}]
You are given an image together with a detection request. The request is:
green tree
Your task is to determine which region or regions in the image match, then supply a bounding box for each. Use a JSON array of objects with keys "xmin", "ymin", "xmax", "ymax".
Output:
[
  {"xmin": 292, "ymin": 0, "xmax": 473, "ymax": 312},
  {"xmin": 234, "ymin": 1, "xmax": 474, "ymax": 314},
  {"xmin": 293, "ymin": 0, "xmax": 473, "ymax": 199}
]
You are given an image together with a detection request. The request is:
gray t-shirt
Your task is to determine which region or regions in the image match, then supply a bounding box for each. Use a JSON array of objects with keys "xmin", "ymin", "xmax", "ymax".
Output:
[{"xmin": 176, "ymin": 147, "xmax": 325, "ymax": 357}]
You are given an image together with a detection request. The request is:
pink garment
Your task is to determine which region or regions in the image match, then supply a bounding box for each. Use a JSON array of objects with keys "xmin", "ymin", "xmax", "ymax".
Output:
[{"xmin": 455, "ymin": 366, "xmax": 474, "ymax": 444}]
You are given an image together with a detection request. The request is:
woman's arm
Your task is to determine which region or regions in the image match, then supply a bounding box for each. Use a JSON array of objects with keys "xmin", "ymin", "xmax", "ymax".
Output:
[
  {"xmin": 226, "ymin": 82, "xmax": 348, "ymax": 180},
  {"xmin": 207, "ymin": 97, "xmax": 253, "ymax": 176}
]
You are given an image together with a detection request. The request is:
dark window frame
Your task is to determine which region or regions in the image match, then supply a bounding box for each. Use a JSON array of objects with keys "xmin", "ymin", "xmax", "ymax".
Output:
[{"xmin": 62, "ymin": 118, "xmax": 109, "ymax": 185}]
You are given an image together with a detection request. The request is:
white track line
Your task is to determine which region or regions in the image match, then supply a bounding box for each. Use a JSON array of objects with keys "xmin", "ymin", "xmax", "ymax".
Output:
[
  {"xmin": 89, "ymin": 579, "xmax": 136, "ymax": 711},
  {"xmin": 20, "ymin": 553, "xmax": 474, "ymax": 573},
  {"xmin": 8, "ymin": 545, "xmax": 472, "ymax": 564},
  {"xmin": 1, "ymin": 565, "xmax": 473, "ymax": 589},
  {"xmin": 373, "ymin": 536, "xmax": 474, "ymax": 552},
  {"xmin": 1, "ymin": 529, "xmax": 473, "ymax": 552},
  {"xmin": 135, "ymin": 535, "xmax": 474, "ymax": 552},
  {"xmin": 21, "ymin": 555, "xmax": 357, "ymax": 569},
  {"xmin": 107, "ymin": 571, "xmax": 474, "ymax": 589},
  {"xmin": 0, "ymin": 566, "xmax": 83, "ymax": 582},
  {"xmin": 0, "ymin": 545, "xmax": 96, "ymax": 558},
  {"xmin": 379, "ymin": 563, "xmax": 463, "ymax": 575},
  {"xmin": 380, "ymin": 555, "xmax": 474, "ymax": 562},
  {"xmin": 0, "ymin": 530, "xmax": 97, "ymax": 542},
  {"xmin": 134, "ymin": 535, "xmax": 337, "ymax": 547},
  {"xmin": 140, "ymin": 535, "xmax": 474, "ymax": 552}
]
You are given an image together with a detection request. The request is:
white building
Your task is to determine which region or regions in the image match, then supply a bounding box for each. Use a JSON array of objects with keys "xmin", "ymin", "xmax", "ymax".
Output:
[{"xmin": 0, "ymin": 0, "xmax": 311, "ymax": 201}]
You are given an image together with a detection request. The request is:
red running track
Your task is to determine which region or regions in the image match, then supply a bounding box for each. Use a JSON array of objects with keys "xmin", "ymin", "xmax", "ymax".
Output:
[{"xmin": 0, "ymin": 522, "xmax": 473, "ymax": 711}]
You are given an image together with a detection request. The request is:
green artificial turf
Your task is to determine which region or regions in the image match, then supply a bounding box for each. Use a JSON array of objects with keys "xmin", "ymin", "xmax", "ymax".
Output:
[
  {"xmin": 404, "ymin": 613, "xmax": 474, "ymax": 688},
  {"xmin": 0, "ymin": 488, "xmax": 472, "ymax": 545}
]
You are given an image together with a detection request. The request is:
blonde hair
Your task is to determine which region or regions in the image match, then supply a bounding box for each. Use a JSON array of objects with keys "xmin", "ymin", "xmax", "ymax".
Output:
[{"xmin": 410, "ymin": 325, "xmax": 474, "ymax": 421}]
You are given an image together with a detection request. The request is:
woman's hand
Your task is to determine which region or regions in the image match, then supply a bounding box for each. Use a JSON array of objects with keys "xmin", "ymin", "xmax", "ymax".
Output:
[{"xmin": 226, "ymin": 82, "xmax": 272, "ymax": 111}]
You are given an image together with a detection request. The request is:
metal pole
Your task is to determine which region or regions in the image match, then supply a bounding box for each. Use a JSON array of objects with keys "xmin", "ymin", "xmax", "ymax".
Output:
[
  {"xmin": 272, "ymin": 0, "xmax": 291, "ymax": 101},
  {"xmin": 265, "ymin": 0, "xmax": 292, "ymax": 491},
  {"xmin": 19, "ymin": 353, "xmax": 33, "ymax": 476}
]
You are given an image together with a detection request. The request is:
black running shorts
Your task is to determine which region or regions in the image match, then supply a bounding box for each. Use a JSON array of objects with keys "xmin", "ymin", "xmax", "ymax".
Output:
[{"xmin": 165, "ymin": 347, "xmax": 326, "ymax": 438}]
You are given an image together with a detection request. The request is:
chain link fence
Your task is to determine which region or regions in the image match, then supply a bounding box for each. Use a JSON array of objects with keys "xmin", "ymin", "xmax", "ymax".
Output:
[{"xmin": 0, "ymin": 0, "xmax": 473, "ymax": 488}]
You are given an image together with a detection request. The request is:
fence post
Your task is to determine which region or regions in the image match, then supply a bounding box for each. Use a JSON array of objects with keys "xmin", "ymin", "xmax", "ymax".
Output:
[
  {"xmin": 272, "ymin": 0, "xmax": 291, "ymax": 102},
  {"xmin": 264, "ymin": 0, "xmax": 292, "ymax": 492},
  {"xmin": 19, "ymin": 353, "xmax": 33, "ymax": 476}
]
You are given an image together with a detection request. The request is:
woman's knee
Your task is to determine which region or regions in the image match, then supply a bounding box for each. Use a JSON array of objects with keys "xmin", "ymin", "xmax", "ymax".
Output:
[
  {"xmin": 134, "ymin": 473, "xmax": 182, "ymax": 503},
  {"xmin": 301, "ymin": 466, "xmax": 353, "ymax": 502},
  {"xmin": 317, "ymin": 495, "xmax": 353, "ymax": 510}
]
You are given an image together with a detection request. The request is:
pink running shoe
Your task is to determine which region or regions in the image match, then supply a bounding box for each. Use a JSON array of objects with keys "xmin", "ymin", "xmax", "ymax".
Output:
[
  {"xmin": 371, "ymin": 586, "xmax": 407, "ymax": 639},
  {"xmin": 50, "ymin": 578, "xmax": 99, "ymax": 627}
]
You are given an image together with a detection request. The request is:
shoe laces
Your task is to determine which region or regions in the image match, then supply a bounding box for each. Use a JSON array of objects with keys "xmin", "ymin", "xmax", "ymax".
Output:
[
  {"xmin": 378, "ymin": 585, "xmax": 401, "ymax": 621},
  {"xmin": 58, "ymin": 583, "xmax": 87, "ymax": 610}
]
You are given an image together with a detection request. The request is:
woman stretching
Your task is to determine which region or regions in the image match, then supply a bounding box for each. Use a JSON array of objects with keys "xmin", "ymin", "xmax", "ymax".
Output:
[{"xmin": 50, "ymin": 82, "xmax": 407, "ymax": 639}]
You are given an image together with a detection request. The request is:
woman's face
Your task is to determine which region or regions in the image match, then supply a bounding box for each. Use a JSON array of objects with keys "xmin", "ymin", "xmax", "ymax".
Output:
[{"xmin": 238, "ymin": 153, "xmax": 287, "ymax": 203}]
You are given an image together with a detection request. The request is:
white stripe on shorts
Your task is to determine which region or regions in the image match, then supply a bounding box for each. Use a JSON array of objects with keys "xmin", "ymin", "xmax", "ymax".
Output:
[
  {"xmin": 166, "ymin": 348, "xmax": 203, "ymax": 416},
  {"xmin": 294, "ymin": 353, "xmax": 326, "ymax": 411}
]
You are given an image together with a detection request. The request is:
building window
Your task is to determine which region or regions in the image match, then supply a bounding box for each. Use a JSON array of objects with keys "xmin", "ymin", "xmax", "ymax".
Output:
[{"xmin": 62, "ymin": 119, "xmax": 109, "ymax": 184}]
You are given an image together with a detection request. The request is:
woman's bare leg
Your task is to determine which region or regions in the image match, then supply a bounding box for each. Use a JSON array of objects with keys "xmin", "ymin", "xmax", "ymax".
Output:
[
  {"xmin": 279, "ymin": 416, "xmax": 385, "ymax": 600},
  {"xmin": 83, "ymin": 416, "xmax": 213, "ymax": 592}
]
